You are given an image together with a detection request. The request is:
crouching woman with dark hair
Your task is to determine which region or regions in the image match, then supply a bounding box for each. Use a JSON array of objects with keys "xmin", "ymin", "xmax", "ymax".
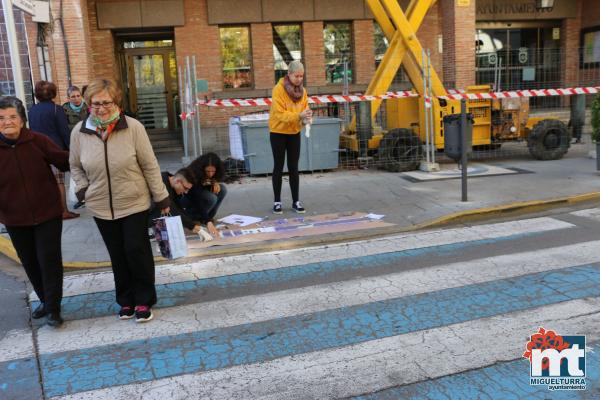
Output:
[
  {"xmin": 180, "ymin": 152, "xmax": 227, "ymax": 237},
  {"xmin": 0, "ymin": 96, "xmax": 69, "ymax": 327}
]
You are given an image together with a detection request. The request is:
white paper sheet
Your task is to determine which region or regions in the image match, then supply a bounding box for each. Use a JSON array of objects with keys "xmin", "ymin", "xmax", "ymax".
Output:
[{"xmin": 218, "ymin": 214, "xmax": 264, "ymax": 227}]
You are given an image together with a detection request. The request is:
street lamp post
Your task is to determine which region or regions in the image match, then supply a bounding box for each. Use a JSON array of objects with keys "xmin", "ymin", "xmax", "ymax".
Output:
[{"xmin": 2, "ymin": 0, "xmax": 26, "ymax": 102}]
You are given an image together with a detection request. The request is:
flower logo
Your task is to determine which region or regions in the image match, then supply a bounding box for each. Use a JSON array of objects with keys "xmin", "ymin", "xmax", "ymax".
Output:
[{"xmin": 523, "ymin": 327, "xmax": 570, "ymax": 370}]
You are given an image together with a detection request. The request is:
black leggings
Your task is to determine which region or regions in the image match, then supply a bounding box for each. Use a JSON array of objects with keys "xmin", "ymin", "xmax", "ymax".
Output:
[
  {"xmin": 6, "ymin": 218, "xmax": 63, "ymax": 313},
  {"xmin": 270, "ymin": 132, "xmax": 301, "ymax": 203}
]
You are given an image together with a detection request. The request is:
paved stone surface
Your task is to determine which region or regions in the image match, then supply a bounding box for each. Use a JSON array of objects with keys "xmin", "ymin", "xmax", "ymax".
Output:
[
  {"xmin": 1, "ymin": 136, "xmax": 596, "ymax": 265},
  {"xmin": 0, "ymin": 270, "xmax": 42, "ymax": 400},
  {"xmin": 2, "ymin": 211, "xmax": 597, "ymax": 399}
]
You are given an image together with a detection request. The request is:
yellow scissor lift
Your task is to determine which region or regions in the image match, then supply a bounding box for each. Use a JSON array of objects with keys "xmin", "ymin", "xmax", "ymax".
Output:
[{"xmin": 341, "ymin": 0, "xmax": 570, "ymax": 171}]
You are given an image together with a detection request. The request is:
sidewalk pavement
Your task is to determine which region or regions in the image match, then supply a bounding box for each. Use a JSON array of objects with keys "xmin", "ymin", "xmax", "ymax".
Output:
[{"xmin": 1, "ymin": 135, "xmax": 600, "ymax": 268}]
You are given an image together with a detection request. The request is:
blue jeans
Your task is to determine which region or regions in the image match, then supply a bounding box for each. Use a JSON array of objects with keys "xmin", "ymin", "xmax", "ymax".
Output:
[{"xmin": 178, "ymin": 184, "xmax": 227, "ymax": 223}]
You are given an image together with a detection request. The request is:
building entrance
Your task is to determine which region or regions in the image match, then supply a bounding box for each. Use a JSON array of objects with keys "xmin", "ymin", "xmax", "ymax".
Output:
[
  {"xmin": 476, "ymin": 22, "xmax": 561, "ymax": 95},
  {"xmin": 118, "ymin": 38, "xmax": 179, "ymax": 134}
]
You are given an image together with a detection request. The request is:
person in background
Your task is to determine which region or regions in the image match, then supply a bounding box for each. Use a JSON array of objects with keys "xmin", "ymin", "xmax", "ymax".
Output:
[
  {"xmin": 69, "ymin": 78, "xmax": 170, "ymax": 323},
  {"xmin": 183, "ymin": 152, "xmax": 227, "ymax": 237},
  {"xmin": 0, "ymin": 96, "xmax": 69, "ymax": 327},
  {"xmin": 268, "ymin": 60, "xmax": 312, "ymax": 214},
  {"xmin": 62, "ymin": 85, "xmax": 89, "ymax": 132},
  {"xmin": 150, "ymin": 168, "xmax": 211, "ymax": 237},
  {"xmin": 28, "ymin": 80, "xmax": 79, "ymax": 220}
]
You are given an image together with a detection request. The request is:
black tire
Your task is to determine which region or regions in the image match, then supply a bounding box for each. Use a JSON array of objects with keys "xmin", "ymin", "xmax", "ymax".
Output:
[
  {"xmin": 377, "ymin": 128, "xmax": 423, "ymax": 172},
  {"xmin": 527, "ymin": 119, "xmax": 570, "ymax": 160}
]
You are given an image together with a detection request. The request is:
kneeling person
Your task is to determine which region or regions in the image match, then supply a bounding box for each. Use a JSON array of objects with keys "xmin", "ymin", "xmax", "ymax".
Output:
[{"xmin": 151, "ymin": 169, "xmax": 207, "ymax": 236}]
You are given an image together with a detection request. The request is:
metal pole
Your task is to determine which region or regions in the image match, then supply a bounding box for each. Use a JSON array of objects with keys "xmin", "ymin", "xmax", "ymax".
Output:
[
  {"xmin": 497, "ymin": 58, "xmax": 502, "ymax": 92},
  {"xmin": 185, "ymin": 56, "xmax": 198, "ymax": 158},
  {"xmin": 422, "ymin": 49, "xmax": 430, "ymax": 164},
  {"xmin": 2, "ymin": 0, "xmax": 26, "ymax": 102},
  {"xmin": 192, "ymin": 55, "xmax": 203, "ymax": 156},
  {"xmin": 342, "ymin": 56, "xmax": 350, "ymax": 130},
  {"xmin": 178, "ymin": 64, "xmax": 189, "ymax": 161},
  {"xmin": 427, "ymin": 49, "xmax": 436, "ymax": 164},
  {"xmin": 460, "ymin": 99, "xmax": 468, "ymax": 202},
  {"xmin": 494, "ymin": 57, "xmax": 498, "ymax": 91}
]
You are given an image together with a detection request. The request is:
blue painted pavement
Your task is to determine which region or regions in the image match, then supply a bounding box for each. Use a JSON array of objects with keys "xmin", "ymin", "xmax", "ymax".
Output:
[
  {"xmin": 39, "ymin": 232, "xmax": 542, "ymax": 321},
  {"xmin": 0, "ymin": 357, "xmax": 41, "ymax": 400},
  {"xmin": 39, "ymin": 263, "xmax": 600, "ymax": 397},
  {"xmin": 352, "ymin": 342, "xmax": 600, "ymax": 399}
]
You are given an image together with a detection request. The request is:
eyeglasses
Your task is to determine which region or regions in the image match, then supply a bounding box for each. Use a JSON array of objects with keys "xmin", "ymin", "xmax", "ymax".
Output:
[
  {"xmin": 90, "ymin": 101, "xmax": 115, "ymax": 109},
  {"xmin": 0, "ymin": 115, "xmax": 21, "ymax": 123}
]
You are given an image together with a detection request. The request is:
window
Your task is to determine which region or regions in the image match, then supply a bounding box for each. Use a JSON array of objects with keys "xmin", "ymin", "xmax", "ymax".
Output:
[
  {"xmin": 36, "ymin": 45, "xmax": 52, "ymax": 81},
  {"xmin": 373, "ymin": 22, "xmax": 408, "ymax": 84},
  {"xmin": 583, "ymin": 28, "xmax": 600, "ymax": 66},
  {"xmin": 373, "ymin": 22, "xmax": 388, "ymax": 64},
  {"xmin": 273, "ymin": 24, "xmax": 302, "ymax": 83},
  {"xmin": 323, "ymin": 22, "xmax": 353, "ymax": 84},
  {"xmin": 219, "ymin": 26, "xmax": 252, "ymax": 89}
]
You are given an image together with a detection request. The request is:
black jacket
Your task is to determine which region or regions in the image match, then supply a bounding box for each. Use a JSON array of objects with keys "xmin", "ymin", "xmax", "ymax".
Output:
[
  {"xmin": 150, "ymin": 172, "xmax": 196, "ymax": 230},
  {"xmin": 28, "ymin": 101, "xmax": 71, "ymax": 150}
]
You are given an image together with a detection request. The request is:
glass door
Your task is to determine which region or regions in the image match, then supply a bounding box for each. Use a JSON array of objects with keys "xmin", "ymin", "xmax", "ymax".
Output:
[
  {"xmin": 124, "ymin": 48, "xmax": 178, "ymax": 133},
  {"xmin": 476, "ymin": 25, "xmax": 561, "ymax": 107}
]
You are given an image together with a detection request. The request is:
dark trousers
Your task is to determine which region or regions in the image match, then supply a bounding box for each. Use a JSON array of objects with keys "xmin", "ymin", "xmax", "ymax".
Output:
[
  {"xmin": 6, "ymin": 218, "xmax": 63, "ymax": 313},
  {"xmin": 94, "ymin": 210, "xmax": 157, "ymax": 307},
  {"xmin": 179, "ymin": 184, "xmax": 227, "ymax": 223},
  {"xmin": 270, "ymin": 132, "xmax": 301, "ymax": 203}
]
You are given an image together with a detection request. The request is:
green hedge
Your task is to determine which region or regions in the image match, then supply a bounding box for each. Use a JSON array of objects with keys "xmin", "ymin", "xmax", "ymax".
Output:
[{"xmin": 592, "ymin": 93, "xmax": 600, "ymax": 142}]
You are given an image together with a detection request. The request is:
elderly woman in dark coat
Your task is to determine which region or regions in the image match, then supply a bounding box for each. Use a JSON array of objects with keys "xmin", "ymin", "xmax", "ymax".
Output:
[{"xmin": 0, "ymin": 96, "xmax": 70, "ymax": 327}]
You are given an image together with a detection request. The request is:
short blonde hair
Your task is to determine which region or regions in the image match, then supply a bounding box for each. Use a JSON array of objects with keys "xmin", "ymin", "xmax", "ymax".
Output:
[
  {"xmin": 84, "ymin": 78, "xmax": 122, "ymax": 107},
  {"xmin": 288, "ymin": 60, "xmax": 304, "ymax": 74}
]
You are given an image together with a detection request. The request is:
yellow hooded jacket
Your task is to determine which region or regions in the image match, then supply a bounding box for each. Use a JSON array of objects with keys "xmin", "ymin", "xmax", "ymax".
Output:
[{"xmin": 268, "ymin": 78, "xmax": 308, "ymax": 134}]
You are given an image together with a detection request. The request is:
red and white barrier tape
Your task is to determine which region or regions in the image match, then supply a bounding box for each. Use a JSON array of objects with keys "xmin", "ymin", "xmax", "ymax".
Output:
[
  {"xmin": 439, "ymin": 87, "xmax": 600, "ymax": 100},
  {"xmin": 187, "ymin": 86, "xmax": 599, "ymax": 112},
  {"xmin": 196, "ymin": 91, "xmax": 418, "ymax": 107}
]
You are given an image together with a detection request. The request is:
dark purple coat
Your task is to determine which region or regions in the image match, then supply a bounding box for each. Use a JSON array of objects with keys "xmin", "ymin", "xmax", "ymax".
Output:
[{"xmin": 0, "ymin": 128, "xmax": 69, "ymax": 226}]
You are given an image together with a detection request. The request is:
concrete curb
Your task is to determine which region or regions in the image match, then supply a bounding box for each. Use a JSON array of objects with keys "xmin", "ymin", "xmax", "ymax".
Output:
[{"xmin": 2, "ymin": 191, "xmax": 600, "ymax": 269}]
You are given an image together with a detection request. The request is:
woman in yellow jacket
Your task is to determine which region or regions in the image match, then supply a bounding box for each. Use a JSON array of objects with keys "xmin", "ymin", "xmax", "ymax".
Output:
[{"xmin": 268, "ymin": 60, "xmax": 312, "ymax": 214}]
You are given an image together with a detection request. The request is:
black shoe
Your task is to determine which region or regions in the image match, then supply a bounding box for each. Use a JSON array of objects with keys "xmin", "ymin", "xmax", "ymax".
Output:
[
  {"xmin": 31, "ymin": 303, "xmax": 46, "ymax": 319},
  {"xmin": 273, "ymin": 202, "xmax": 283, "ymax": 214},
  {"xmin": 46, "ymin": 312, "xmax": 63, "ymax": 327},
  {"xmin": 292, "ymin": 201, "xmax": 306, "ymax": 214},
  {"xmin": 135, "ymin": 305, "xmax": 154, "ymax": 323},
  {"xmin": 119, "ymin": 306, "xmax": 135, "ymax": 320}
]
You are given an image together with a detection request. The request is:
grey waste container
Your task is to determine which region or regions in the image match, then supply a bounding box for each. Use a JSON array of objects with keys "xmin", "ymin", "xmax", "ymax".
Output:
[
  {"xmin": 443, "ymin": 113, "xmax": 473, "ymax": 161},
  {"xmin": 237, "ymin": 117, "xmax": 342, "ymax": 175}
]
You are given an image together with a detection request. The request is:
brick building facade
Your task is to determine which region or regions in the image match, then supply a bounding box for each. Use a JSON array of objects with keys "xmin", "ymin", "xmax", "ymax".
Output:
[{"xmin": 11, "ymin": 0, "xmax": 600, "ymax": 152}]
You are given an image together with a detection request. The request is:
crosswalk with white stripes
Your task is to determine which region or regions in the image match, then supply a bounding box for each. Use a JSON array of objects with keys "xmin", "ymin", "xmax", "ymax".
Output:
[{"xmin": 1, "ymin": 214, "xmax": 599, "ymax": 399}]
